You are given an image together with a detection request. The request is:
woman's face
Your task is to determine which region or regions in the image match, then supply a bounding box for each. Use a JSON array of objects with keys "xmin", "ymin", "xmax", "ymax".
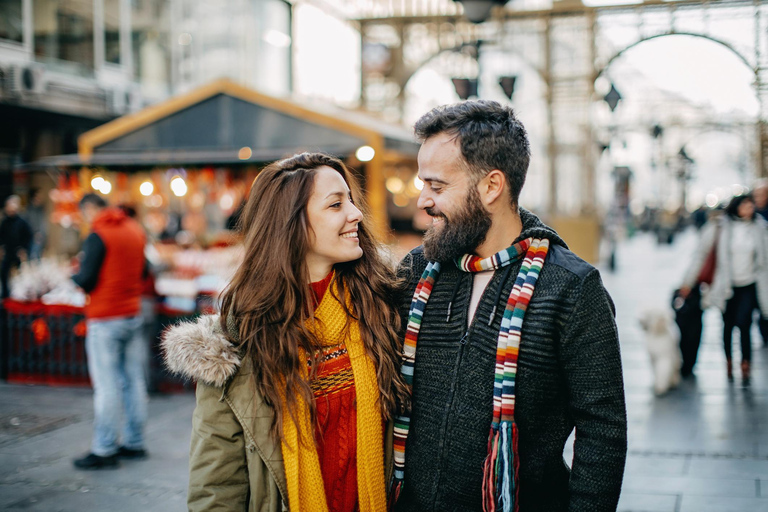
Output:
[
  {"xmin": 305, "ymin": 166, "xmax": 363, "ymax": 280},
  {"xmin": 737, "ymin": 199, "xmax": 755, "ymax": 220}
]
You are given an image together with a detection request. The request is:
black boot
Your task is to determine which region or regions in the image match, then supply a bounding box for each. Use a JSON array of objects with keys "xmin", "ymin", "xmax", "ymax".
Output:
[
  {"xmin": 73, "ymin": 452, "xmax": 119, "ymax": 470},
  {"xmin": 116, "ymin": 446, "xmax": 148, "ymax": 459}
]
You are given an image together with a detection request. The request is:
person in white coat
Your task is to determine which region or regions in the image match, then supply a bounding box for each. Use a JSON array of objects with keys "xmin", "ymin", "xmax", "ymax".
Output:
[{"xmin": 680, "ymin": 194, "xmax": 768, "ymax": 384}]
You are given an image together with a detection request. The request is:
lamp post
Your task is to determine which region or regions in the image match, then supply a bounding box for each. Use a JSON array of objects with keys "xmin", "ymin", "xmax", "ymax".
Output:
[
  {"xmin": 603, "ymin": 83, "xmax": 625, "ymax": 270},
  {"xmin": 453, "ymin": 0, "xmax": 510, "ymax": 24},
  {"xmin": 452, "ymin": 40, "xmax": 482, "ymax": 99},
  {"xmin": 677, "ymin": 145, "xmax": 695, "ymax": 212},
  {"xmin": 452, "ymin": 41, "xmax": 519, "ymax": 101}
]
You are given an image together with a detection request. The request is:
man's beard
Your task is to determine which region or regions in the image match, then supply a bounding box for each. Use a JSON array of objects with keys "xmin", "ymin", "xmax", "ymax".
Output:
[{"xmin": 422, "ymin": 187, "xmax": 492, "ymax": 263}]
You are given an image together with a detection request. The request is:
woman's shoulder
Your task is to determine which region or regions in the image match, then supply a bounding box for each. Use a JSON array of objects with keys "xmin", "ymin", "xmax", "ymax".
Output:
[{"xmin": 161, "ymin": 314, "xmax": 242, "ymax": 388}]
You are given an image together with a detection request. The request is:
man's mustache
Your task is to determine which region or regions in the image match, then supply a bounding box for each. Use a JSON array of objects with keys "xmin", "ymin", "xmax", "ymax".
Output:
[{"xmin": 425, "ymin": 207, "xmax": 445, "ymax": 219}]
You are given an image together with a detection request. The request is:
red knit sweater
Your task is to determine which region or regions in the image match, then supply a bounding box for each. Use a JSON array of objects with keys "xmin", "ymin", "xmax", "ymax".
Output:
[{"xmin": 310, "ymin": 272, "xmax": 358, "ymax": 512}]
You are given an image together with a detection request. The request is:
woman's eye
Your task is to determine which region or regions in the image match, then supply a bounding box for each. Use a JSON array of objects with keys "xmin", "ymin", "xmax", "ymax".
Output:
[{"xmin": 330, "ymin": 202, "xmax": 341, "ymax": 208}]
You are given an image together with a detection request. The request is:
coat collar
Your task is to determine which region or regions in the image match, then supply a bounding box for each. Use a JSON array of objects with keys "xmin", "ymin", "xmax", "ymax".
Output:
[{"xmin": 161, "ymin": 314, "xmax": 241, "ymax": 387}]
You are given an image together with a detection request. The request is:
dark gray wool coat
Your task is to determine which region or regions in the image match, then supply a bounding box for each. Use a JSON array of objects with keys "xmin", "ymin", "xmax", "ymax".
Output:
[{"xmin": 394, "ymin": 208, "xmax": 627, "ymax": 512}]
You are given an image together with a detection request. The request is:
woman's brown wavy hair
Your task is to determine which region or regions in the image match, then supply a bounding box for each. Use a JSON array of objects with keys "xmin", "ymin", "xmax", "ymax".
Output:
[{"xmin": 219, "ymin": 152, "xmax": 408, "ymax": 441}]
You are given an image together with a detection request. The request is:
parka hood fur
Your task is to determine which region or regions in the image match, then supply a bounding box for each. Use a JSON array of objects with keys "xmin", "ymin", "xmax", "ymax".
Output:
[{"xmin": 161, "ymin": 314, "xmax": 241, "ymax": 388}]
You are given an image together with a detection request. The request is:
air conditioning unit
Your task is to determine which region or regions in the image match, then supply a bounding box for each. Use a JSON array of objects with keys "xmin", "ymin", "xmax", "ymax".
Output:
[
  {"xmin": 107, "ymin": 85, "xmax": 144, "ymax": 115},
  {"xmin": 106, "ymin": 86, "xmax": 129, "ymax": 115},
  {"xmin": 126, "ymin": 85, "xmax": 143, "ymax": 112},
  {"xmin": 6, "ymin": 64, "xmax": 47, "ymax": 95}
]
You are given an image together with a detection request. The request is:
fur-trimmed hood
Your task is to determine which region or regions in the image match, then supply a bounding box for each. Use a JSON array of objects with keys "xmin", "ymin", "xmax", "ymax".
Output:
[{"xmin": 161, "ymin": 314, "xmax": 241, "ymax": 387}]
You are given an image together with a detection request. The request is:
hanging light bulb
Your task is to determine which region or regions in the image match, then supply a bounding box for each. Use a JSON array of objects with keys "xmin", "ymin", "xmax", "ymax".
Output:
[
  {"xmin": 140, "ymin": 181, "xmax": 154, "ymax": 196},
  {"xmin": 91, "ymin": 175, "xmax": 105, "ymax": 190},
  {"xmin": 355, "ymin": 145, "xmax": 375, "ymax": 162},
  {"xmin": 170, "ymin": 176, "xmax": 188, "ymax": 197}
]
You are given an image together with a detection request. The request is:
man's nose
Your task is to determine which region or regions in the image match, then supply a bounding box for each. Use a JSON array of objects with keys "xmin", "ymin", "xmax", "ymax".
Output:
[{"xmin": 416, "ymin": 190, "xmax": 433, "ymax": 211}]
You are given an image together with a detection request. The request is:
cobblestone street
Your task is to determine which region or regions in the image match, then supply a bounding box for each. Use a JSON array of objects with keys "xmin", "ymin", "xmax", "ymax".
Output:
[{"xmin": 0, "ymin": 229, "xmax": 766, "ymax": 511}]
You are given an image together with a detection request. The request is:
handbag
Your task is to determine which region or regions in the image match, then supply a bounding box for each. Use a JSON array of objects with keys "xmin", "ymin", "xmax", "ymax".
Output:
[{"xmin": 696, "ymin": 226, "xmax": 719, "ymax": 285}]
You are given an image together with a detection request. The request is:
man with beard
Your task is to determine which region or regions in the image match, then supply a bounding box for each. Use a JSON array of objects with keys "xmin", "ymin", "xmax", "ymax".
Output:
[{"xmin": 391, "ymin": 101, "xmax": 627, "ymax": 512}]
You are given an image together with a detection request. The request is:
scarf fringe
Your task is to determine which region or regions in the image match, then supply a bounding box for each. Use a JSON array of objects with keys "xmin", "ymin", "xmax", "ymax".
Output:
[
  {"xmin": 482, "ymin": 422, "xmax": 520, "ymax": 512},
  {"xmin": 388, "ymin": 481, "xmax": 403, "ymax": 511}
]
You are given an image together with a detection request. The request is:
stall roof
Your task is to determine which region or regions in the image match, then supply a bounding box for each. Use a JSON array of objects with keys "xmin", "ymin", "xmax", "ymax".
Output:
[{"xmin": 23, "ymin": 79, "xmax": 419, "ymax": 170}]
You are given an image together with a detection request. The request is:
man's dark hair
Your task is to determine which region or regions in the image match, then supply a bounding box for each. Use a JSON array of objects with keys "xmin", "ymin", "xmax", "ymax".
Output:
[
  {"xmin": 414, "ymin": 100, "xmax": 530, "ymax": 207},
  {"xmin": 79, "ymin": 193, "xmax": 108, "ymax": 209},
  {"xmin": 725, "ymin": 193, "xmax": 755, "ymax": 220},
  {"xmin": 118, "ymin": 204, "xmax": 137, "ymax": 218}
]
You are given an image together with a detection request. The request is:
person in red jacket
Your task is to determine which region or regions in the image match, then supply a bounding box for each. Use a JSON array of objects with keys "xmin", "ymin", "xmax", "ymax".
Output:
[{"xmin": 71, "ymin": 193, "xmax": 148, "ymax": 470}]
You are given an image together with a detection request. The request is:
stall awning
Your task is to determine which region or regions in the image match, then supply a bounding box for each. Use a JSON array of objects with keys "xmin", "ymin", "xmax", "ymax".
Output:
[
  {"xmin": 21, "ymin": 79, "xmax": 418, "ymax": 236},
  {"xmin": 21, "ymin": 79, "xmax": 418, "ymax": 170}
]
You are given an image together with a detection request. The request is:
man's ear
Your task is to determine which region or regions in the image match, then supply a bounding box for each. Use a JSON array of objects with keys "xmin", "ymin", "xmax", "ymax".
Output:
[{"xmin": 479, "ymin": 170, "xmax": 506, "ymax": 206}]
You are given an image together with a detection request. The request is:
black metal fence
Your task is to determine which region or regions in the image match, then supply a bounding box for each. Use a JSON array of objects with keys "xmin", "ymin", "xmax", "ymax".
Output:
[{"xmin": 0, "ymin": 300, "xmax": 196, "ymax": 393}]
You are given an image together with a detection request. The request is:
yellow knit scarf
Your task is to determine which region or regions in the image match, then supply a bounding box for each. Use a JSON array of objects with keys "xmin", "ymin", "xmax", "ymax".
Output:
[{"xmin": 281, "ymin": 279, "xmax": 387, "ymax": 512}]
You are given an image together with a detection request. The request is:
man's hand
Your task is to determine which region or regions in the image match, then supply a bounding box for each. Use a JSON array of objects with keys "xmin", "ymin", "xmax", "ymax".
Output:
[{"xmin": 678, "ymin": 286, "xmax": 691, "ymax": 299}]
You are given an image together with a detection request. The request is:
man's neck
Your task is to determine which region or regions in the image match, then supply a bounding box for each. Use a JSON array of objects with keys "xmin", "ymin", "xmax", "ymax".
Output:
[{"xmin": 474, "ymin": 208, "xmax": 523, "ymax": 259}]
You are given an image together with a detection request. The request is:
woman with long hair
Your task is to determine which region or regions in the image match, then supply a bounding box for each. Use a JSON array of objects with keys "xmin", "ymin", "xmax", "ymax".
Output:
[
  {"xmin": 163, "ymin": 152, "xmax": 408, "ymax": 511},
  {"xmin": 681, "ymin": 193, "xmax": 768, "ymax": 384}
]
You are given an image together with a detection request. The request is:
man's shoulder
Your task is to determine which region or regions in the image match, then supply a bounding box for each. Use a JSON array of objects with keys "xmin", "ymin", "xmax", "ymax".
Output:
[
  {"xmin": 399, "ymin": 246, "xmax": 427, "ymax": 271},
  {"xmin": 541, "ymin": 244, "xmax": 614, "ymax": 315},
  {"xmin": 406, "ymin": 245, "xmax": 425, "ymax": 261},
  {"xmin": 544, "ymin": 243, "xmax": 595, "ymax": 281}
]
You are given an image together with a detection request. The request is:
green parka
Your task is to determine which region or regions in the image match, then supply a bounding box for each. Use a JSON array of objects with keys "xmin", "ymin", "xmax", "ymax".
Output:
[{"xmin": 162, "ymin": 314, "xmax": 394, "ymax": 512}]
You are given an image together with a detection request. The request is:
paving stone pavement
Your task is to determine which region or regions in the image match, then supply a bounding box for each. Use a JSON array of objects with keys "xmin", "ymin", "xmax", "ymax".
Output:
[
  {"xmin": 604, "ymin": 229, "xmax": 768, "ymax": 512},
  {"xmin": 0, "ymin": 228, "xmax": 766, "ymax": 511}
]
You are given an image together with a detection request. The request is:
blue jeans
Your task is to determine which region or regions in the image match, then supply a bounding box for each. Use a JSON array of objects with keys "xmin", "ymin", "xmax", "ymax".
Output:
[{"xmin": 85, "ymin": 315, "xmax": 148, "ymax": 456}]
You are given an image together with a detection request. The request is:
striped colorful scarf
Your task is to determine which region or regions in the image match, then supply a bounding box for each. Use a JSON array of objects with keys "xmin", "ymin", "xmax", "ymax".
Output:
[{"xmin": 391, "ymin": 238, "xmax": 550, "ymax": 512}]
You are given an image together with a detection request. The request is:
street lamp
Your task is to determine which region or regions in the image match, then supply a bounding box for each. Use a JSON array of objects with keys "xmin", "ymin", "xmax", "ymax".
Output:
[
  {"xmin": 678, "ymin": 146, "xmax": 695, "ymax": 165},
  {"xmin": 498, "ymin": 76, "xmax": 517, "ymax": 100},
  {"xmin": 451, "ymin": 78, "xmax": 479, "ymax": 100},
  {"xmin": 452, "ymin": 43, "xmax": 517, "ymax": 101},
  {"xmin": 604, "ymin": 83, "xmax": 622, "ymax": 112},
  {"xmin": 677, "ymin": 145, "xmax": 695, "ymax": 212},
  {"xmin": 453, "ymin": 0, "xmax": 510, "ymax": 23}
]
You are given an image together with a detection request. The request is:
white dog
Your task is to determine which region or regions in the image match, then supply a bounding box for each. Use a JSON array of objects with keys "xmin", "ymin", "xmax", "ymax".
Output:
[{"xmin": 638, "ymin": 309, "xmax": 681, "ymax": 395}]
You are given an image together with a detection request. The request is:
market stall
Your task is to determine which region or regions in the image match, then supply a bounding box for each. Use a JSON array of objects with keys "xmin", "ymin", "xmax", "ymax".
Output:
[{"xmin": 3, "ymin": 79, "xmax": 420, "ymax": 388}]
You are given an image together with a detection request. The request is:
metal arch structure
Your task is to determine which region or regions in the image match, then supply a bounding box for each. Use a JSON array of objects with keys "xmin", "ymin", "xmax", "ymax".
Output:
[
  {"xmin": 596, "ymin": 32, "xmax": 754, "ymax": 76},
  {"xmin": 354, "ymin": 0, "xmax": 768, "ymax": 215}
]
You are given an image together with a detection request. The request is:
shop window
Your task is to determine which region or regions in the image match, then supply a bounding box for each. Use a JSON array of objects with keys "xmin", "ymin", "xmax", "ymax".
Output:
[
  {"xmin": 105, "ymin": 0, "xmax": 120, "ymax": 64},
  {"xmin": 33, "ymin": 0, "xmax": 94, "ymax": 70},
  {"xmin": 131, "ymin": 0, "xmax": 171, "ymax": 99},
  {"xmin": 0, "ymin": 0, "xmax": 23, "ymax": 43},
  {"xmin": 258, "ymin": 0, "xmax": 291, "ymax": 94}
]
